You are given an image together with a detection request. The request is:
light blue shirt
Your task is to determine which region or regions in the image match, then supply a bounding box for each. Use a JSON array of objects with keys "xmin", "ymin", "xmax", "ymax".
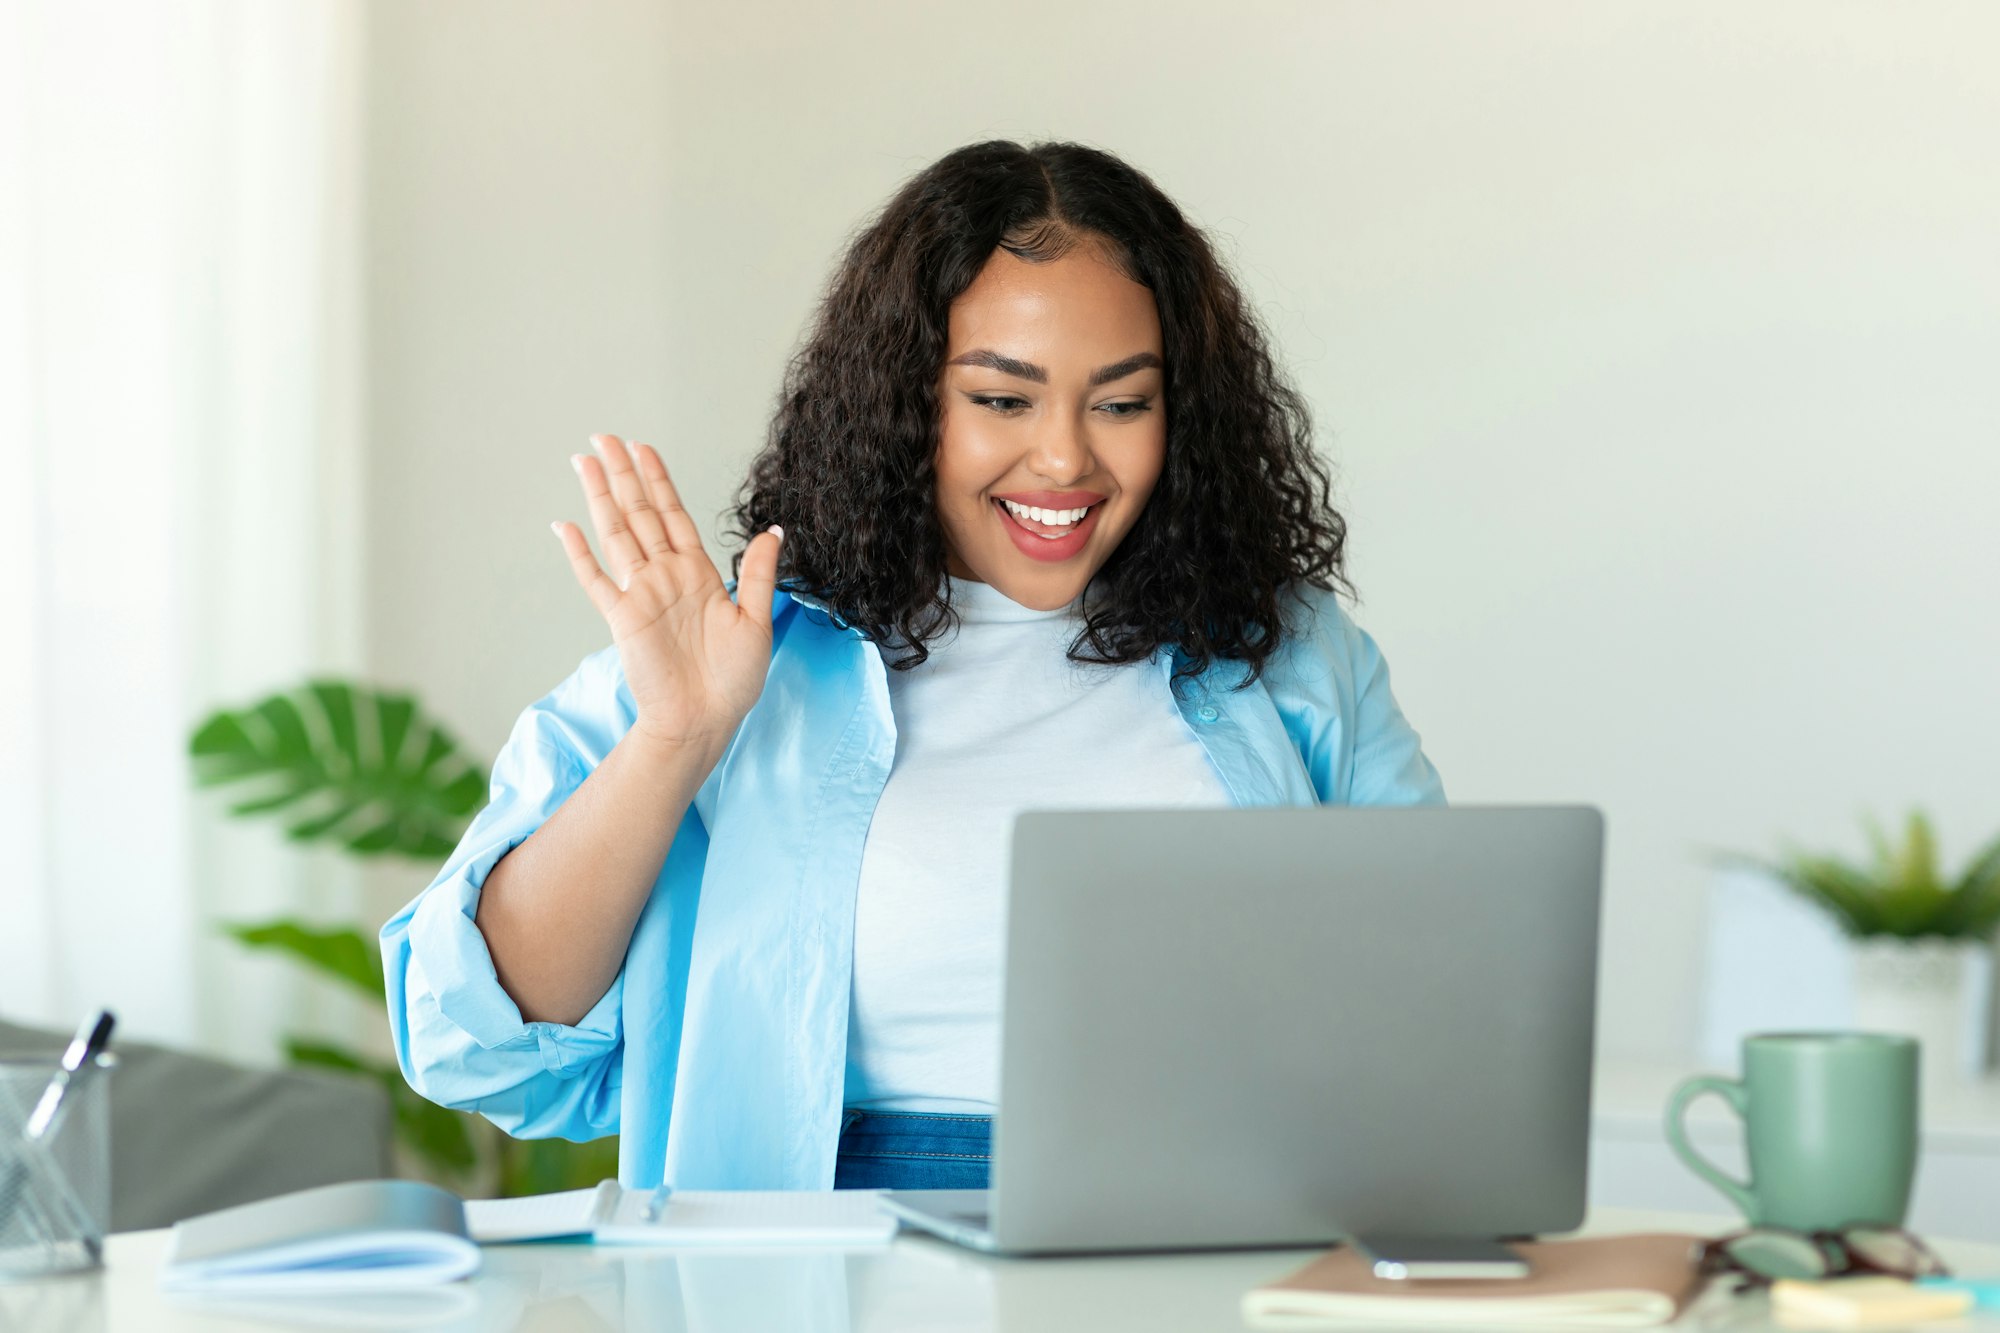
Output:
[{"xmin": 381, "ymin": 583, "xmax": 1445, "ymax": 1190}]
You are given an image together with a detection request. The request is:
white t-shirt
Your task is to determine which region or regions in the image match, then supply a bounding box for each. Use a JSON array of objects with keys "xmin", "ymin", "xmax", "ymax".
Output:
[{"xmin": 842, "ymin": 576, "xmax": 1232, "ymax": 1113}]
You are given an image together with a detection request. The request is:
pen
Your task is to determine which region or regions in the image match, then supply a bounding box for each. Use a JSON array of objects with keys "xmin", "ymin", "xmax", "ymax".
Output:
[
  {"xmin": 641, "ymin": 1181, "xmax": 673, "ymax": 1222},
  {"xmin": 27, "ymin": 1010, "xmax": 117, "ymax": 1143},
  {"xmin": 4, "ymin": 1009, "xmax": 116, "ymax": 1262}
]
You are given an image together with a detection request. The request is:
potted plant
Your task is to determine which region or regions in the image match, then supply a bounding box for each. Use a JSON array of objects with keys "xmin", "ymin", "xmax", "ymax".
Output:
[
  {"xmin": 189, "ymin": 679, "xmax": 619, "ymax": 1196},
  {"xmin": 1735, "ymin": 812, "xmax": 2000, "ymax": 1080}
]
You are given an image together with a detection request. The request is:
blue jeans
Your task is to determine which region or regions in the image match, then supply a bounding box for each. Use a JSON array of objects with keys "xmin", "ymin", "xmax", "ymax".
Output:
[{"xmin": 832, "ymin": 1109, "xmax": 992, "ymax": 1190}]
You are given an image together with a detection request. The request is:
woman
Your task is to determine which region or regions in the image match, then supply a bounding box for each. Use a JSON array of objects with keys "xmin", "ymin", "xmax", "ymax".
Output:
[{"xmin": 382, "ymin": 140, "xmax": 1444, "ymax": 1193}]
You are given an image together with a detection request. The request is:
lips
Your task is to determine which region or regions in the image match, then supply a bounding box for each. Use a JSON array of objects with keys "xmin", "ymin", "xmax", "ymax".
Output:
[
  {"xmin": 992, "ymin": 490, "xmax": 1107, "ymax": 509},
  {"xmin": 994, "ymin": 497, "xmax": 1101, "ymax": 563}
]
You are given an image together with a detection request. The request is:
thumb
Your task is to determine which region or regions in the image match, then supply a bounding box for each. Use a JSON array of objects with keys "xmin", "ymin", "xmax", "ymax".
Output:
[{"xmin": 735, "ymin": 525, "xmax": 784, "ymax": 631}]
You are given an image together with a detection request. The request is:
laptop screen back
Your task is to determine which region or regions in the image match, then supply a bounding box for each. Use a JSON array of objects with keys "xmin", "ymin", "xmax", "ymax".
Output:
[{"xmin": 990, "ymin": 805, "xmax": 1604, "ymax": 1253}]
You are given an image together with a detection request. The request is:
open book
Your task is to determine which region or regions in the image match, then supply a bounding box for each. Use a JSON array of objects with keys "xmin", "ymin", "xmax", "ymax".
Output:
[
  {"xmin": 1242, "ymin": 1233, "xmax": 1706, "ymax": 1328},
  {"xmin": 161, "ymin": 1179, "xmax": 897, "ymax": 1293}
]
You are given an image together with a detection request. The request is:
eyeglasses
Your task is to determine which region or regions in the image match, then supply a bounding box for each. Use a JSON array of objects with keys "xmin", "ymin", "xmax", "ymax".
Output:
[{"xmin": 1697, "ymin": 1226, "xmax": 1950, "ymax": 1289}]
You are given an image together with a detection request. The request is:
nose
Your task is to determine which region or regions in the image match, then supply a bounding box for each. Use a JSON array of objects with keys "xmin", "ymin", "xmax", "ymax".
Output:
[{"xmin": 1026, "ymin": 409, "xmax": 1093, "ymax": 486}]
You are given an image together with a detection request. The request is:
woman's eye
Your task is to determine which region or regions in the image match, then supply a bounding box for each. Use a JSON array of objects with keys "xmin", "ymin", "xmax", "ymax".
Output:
[{"xmin": 966, "ymin": 394, "xmax": 1152, "ymax": 417}]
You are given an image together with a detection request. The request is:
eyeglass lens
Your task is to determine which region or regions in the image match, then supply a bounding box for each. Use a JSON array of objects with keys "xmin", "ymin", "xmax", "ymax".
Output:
[
  {"xmin": 1721, "ymin": 1232, "xmax": 1832, "ymax": 1280},
  {"xmin": 1841, "ymin": 1228, "xmax": 1947, "ymax": 1278},
  {"xmin": 1719, "ymin": 1227, "xmax": 1948, "ymax": 1282}
]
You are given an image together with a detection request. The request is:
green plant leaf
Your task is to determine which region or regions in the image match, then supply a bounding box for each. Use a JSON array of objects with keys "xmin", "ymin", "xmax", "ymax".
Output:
[
  {"xmin": 1942, "ymin": 832, "xmax": 2000, "ymax": 938},
  {"xmin": 190, "ymin": 680, "xmax": 489, "ymax": 860},
  {"xmin": 227, "ymin": 779, "xmax": 319, "ymax": 817},
  {"xmin": 344, "ymin": 816, "xmax": 404, "ymax": 855},
  {"xmin": 1745, "ymin": 813, "xmax": 2000, "ymax": 941},
  {"xmin": 308, "ymin": 681, "xmax": 362, "ymax": 782},
  {"xmin": 1862, "ymin": 813, "xmax": 1895, "ymax": 878},
  {"xmin": 391, "ymin": 1083, "xmax": 480, "ymax": 1175},
  {"xmin": 1954, "ymin": 831, "xmax": 2000, "ymax": 898},
  {"xmin": 226, "ymin": 920, "xmax": 386, "ymax": 998},
  {"xmin": 1767, "ymin": 853, "xmax": 1886, "ymax": 936},
  {"xmin": 285, "ymin": 797, "xmax": 371, "ymax": 843},
  {"xmin": 283, "ymin": 1038, "xmax": 373, "ymax": 1073},
  {"xmin": 1899, "ymin": 811, "xmax": 1940, "ymax": 893},
  {"xmin": 495, "ymin": 1134, "xmax": 621, "ymax": 1198},
  {"xmin": 280, "ymin": 1038, "xmax": 478, "ymax": 1177},
  {"xmin": 402, "ymin": 826, "xmax": 464, "ymax": 859}
]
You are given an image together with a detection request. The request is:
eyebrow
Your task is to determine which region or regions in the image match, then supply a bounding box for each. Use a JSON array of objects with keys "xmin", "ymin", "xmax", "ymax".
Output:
[{"xmin": 946, "ymin": 349, "xmax": 1163, "ymax": 387}]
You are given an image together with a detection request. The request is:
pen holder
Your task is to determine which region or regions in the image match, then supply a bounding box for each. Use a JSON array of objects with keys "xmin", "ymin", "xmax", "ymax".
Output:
[{"xmin": 0, "ymin": 1056, "xmax": 114, "ymax": 1281}]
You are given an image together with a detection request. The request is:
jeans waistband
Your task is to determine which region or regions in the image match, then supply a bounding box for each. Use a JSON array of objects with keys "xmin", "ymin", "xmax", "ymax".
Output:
[
  {"xmin": 834, "ymin": 1109, "xmax": 993, "ymax": 1188},
  {"xmin": 839, "ymin": 1107, "xmax": 993, "ymax": 1136}
]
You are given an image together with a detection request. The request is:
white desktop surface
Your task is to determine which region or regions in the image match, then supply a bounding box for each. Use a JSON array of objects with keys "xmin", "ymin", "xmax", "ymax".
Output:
[{"xmin": 5, "ymin": 1208, "xmax": 1999, "ymax": 1333}]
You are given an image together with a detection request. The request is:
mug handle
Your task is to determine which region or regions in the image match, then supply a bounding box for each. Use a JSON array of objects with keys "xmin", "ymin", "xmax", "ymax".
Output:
[{"xmin": 1665, "ymin": 1075, "xmax": 1757, "ymax": 1220}]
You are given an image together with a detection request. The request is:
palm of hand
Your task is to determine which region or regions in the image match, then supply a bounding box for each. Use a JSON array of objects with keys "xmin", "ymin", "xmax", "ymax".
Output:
[
  {"xmin": 606, "ymin": 563, "xmax": 770, "ymax": 747},
  {"xmin": 552, "ymin": 434, "xmax": 786, "ymax": 754}
]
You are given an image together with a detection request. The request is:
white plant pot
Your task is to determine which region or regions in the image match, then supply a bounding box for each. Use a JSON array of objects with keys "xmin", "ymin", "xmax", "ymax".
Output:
[
  {"xmin": 1851, "ymin": 937, "xmax": 1994, "ymax": 1082},
  {"xmin": 1700, "ymin": 869, "xmax": 1999, "ymax": 1078}
]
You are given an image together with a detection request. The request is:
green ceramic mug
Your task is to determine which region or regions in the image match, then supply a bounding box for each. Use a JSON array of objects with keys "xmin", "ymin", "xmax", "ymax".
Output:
[{"xmin": 1666, "ymin": 1032, "xmax": 1919, "ymax": 1230}]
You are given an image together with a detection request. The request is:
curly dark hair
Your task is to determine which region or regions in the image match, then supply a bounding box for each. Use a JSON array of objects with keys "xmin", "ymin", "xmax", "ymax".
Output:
[{"xmin": 728, "ymin": 139, "xmax": 1351, "ymax": 688}]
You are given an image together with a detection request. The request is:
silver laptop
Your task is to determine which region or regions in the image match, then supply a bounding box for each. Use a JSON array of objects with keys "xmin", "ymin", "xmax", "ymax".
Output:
[{"xmin": 880, "ymin": 804, "xmax": 1605, "ymax": 1255}]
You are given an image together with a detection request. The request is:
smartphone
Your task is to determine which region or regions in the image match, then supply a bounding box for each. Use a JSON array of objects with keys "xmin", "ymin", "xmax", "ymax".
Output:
[{"xmin": 1351, "ymin": 1236, "xmax": 1532, "ymax": 1280}]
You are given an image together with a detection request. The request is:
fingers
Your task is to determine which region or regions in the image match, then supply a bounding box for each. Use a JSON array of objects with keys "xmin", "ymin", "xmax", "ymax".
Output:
[
  {"xmin": 590, "ymin": 434, "xmax": 674, "ymax": 559},
  {"xmin": 735, "ymin": 525, "xmax": 785, "ymax": 631},
  {"xmin": 572, "ymin": 450, "xmax": 647, "ymax": 585},
  {"xmin": 551, "ymin": 520, "xmax": 622, "ymax": 617},
  {"xmin": 631, "ymin": 442, "xmax": 706, "ymax": 554}
]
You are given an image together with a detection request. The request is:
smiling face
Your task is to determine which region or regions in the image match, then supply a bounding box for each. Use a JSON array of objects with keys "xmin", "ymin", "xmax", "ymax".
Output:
[{"xmin": 933, "ymin": 240, "xmax": 1167, "ymax": 610}]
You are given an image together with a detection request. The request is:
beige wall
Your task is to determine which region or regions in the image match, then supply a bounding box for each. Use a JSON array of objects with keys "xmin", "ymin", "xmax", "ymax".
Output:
[{"xmin": 363, "ymin": 0, "xmax": 2000, "ymax": 1061}]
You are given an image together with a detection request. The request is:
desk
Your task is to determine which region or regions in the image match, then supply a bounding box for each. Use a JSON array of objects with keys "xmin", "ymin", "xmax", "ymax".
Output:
[{"xmin": 5, "ymin": 1208, "xmax": 1998, "ymax": 1332}]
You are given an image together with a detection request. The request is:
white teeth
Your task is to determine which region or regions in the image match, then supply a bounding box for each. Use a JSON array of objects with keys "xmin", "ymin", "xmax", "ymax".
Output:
[{"xmin": 1001, "ymin": 499, "xmax": 1089, "ymax": 528}]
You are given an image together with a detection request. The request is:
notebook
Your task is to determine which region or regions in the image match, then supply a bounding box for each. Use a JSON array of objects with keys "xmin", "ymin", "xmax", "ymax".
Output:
[
  {"xmin": 161, "ymin": 1179, "xmax": 897, "ymax": 1293},
  {"xmin": 466, "ymin": 1182, "xmax": 903, "ymax": 1246},
  {"xmin": 1242, "ymin": 1233, "xmax": 1707, "ymax": 1328}
]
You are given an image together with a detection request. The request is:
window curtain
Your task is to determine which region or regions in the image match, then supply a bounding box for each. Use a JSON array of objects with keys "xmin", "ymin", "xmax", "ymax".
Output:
[{"xmin": 0, "ymin": 0, "xmax": 366, "ymax": 1062}]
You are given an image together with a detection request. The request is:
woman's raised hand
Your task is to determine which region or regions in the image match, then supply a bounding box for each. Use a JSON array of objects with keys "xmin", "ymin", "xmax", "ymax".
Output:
[{"xmin": 552, "ymin": 434, "xmax": 783, "ymax": 758}]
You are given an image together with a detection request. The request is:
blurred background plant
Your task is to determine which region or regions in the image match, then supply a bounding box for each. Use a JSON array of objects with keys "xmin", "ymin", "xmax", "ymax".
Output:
[
  {"xmin": 1739, "ymin": 811, "xmax": 2000, "ymax": 940},
  {"xmin": 189, "ymin": 680, "xmax": 618, "ymax": 1197}
]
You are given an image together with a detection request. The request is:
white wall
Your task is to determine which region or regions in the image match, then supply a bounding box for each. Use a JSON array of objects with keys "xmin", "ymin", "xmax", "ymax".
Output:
[
  {"xmin": 4, "ymin": 0, "xmax": 368, "ymax": 1062},
  {"xmin": 362, "ymin": 1, "xmax": 2000, "ymax": 1062}
]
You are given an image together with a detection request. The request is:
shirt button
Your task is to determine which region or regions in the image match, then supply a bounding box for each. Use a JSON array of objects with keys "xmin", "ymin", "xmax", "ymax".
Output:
[{"xmin": 1196, "ymin": 705, "xmax": 1220, "ymax": 723}]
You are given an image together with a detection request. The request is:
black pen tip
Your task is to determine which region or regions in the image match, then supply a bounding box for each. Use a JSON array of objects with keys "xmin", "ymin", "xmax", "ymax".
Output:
[{"xmin": 63, "ymin": 1010, "xmax": 117, "ymax": 1070}]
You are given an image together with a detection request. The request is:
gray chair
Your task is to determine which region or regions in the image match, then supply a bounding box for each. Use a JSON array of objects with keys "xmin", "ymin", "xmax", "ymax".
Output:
[{"xmin": 0, "ymin": 1018, "xmax": 392, "ymax": 1231}]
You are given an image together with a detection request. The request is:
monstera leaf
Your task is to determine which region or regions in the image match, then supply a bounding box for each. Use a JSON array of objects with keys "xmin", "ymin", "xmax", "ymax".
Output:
[
  {"xmin": 284, "ymin": 1038, "xmax": 481, "ymax": 1177},
  {"xmin": 196, "ymin": 680, "xmax": 617, "ymax": 1196},
  {"xmin": 226, "ymin": 916, "xmax": 614, "ymax": 1193},
  {"xmin": 222, "ymin": 921, "xmax": 385, "ymax": 997},
  {"xmin": 190, "ymin": 681, "xmax": 486, "ymax": 858}
]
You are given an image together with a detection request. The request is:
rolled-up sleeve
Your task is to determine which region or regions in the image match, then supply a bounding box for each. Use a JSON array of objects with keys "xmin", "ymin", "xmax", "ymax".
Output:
[{"xmin": 380, "ymin": 646, "xmax": 634, "ymax": 1141}]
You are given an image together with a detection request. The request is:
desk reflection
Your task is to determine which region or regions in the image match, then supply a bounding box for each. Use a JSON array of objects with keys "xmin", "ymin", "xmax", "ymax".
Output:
[
  {"xmin": 0, "ymin": 1268, "xmax": 105, "ymax": 1333},
  {"xmin": 91, "ymin": 1233, "xmax": 1300, "ymax": 1333}
]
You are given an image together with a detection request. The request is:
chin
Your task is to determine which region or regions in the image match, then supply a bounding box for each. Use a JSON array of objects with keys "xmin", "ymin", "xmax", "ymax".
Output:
[
  {"xmin": 1005, "ymin": 585, "xmax": 1083, "ymax": 612},
  {"xmin": 979, "ymin": 562, "xmax": 1093, "ymax": 610}
]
